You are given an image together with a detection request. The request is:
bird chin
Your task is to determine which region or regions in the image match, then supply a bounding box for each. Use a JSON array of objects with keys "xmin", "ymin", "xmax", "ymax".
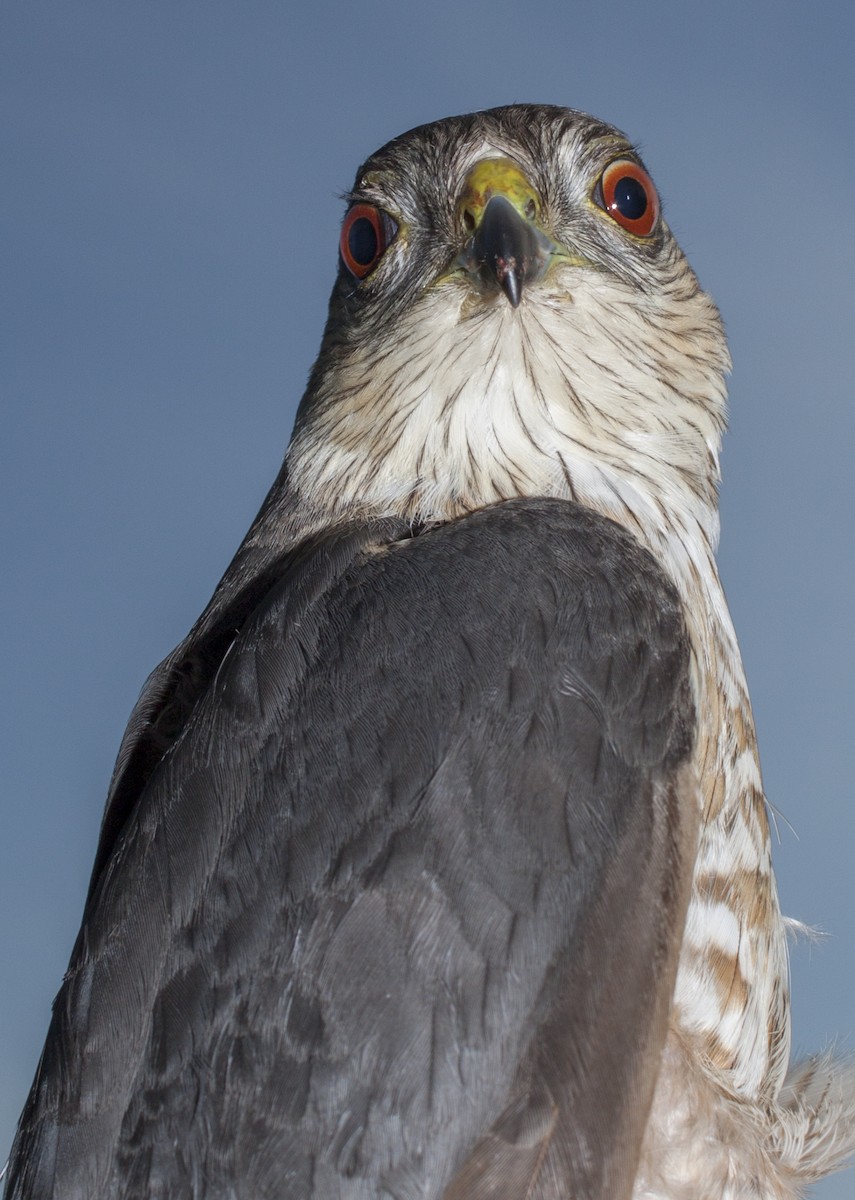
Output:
[
  {"xmin": 452, "ymin": 276, "xmax": 575, "ymax": 323},
  {"xmin": 447, "ymin": 252, "xmax": 590, "ymax": 320}
]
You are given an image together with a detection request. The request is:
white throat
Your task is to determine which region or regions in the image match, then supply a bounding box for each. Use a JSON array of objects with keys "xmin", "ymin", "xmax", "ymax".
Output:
[{"xmin": 288, "ymin": 266, "xmax": 729, "ymax": 592}]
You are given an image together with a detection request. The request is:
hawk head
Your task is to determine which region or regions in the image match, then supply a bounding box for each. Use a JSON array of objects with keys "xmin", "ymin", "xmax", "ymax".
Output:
[{"xmin": 287, "ymin": 104, "xmax": 730, "ymax": 552}]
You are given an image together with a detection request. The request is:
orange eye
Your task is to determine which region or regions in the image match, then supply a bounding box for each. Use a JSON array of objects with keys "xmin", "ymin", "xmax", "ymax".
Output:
[
  {"xmin": 339, "ymin": 204, "xmax": 397, "ymax": 278},
  {"xmin": 599, "ymin": 160, "xmax": 659, "ymax": 237}
]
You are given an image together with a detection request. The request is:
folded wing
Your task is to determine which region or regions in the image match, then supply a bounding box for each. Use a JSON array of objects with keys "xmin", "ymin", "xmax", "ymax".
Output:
[{"xmin": 5, "ymin": 498, "xmax": 697, "ymax": 1200}]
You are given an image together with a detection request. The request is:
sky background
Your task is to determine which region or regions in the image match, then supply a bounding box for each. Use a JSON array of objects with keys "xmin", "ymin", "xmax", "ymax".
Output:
[{"xmin": 2, "ymin": 2, "xmax": 853, "ymax": 1194}]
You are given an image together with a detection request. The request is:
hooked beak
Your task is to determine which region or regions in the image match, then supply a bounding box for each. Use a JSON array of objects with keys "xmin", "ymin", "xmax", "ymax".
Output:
[{"xmin": 456, "ymin": 158, "xmax": 556, "ymax": 307}]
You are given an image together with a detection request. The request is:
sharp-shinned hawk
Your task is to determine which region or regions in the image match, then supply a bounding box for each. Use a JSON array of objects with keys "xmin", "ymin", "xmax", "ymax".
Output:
[{"xmin": 5, "ymin": 104, "xmax": 854, "ymax": 1200}]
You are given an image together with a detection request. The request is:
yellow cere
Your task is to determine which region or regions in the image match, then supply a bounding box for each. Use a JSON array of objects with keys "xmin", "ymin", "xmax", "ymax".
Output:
[{"xmin": 457, "ymin": 158, "xmax": 540, "ymax": 226}]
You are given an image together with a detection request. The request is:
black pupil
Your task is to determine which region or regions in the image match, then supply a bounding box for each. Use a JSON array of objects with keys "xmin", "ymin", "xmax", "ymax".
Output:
[
  {"xmin": 348, "ymin": 216, "xmax": 379, "ymax": 265},
  {"xmin": 613, "ymin": 176, "xmax": 648, "ymax": 221}
]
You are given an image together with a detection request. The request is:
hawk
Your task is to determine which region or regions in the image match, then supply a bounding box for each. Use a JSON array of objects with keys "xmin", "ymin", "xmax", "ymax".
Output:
[{"xmin": 4, "ymin": 104, "xmax": 854, "ymax": 1199}]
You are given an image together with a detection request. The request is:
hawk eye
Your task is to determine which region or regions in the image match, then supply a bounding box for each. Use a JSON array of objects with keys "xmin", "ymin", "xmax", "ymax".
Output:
[
  {"xmin": 340, "ymin": 204, "xmax": 397, "ymax": 279},
  {"xmin": 598, "ymin": 160, "xmax": 659, "ymax": 237}
]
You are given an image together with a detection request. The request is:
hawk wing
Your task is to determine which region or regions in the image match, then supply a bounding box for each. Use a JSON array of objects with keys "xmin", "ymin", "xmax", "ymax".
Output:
[{"xmin": 5, "ymin": 498, "xmax": 697, "ymax": 1200}]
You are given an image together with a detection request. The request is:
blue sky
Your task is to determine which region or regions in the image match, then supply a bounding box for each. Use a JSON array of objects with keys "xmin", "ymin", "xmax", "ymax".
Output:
[{"xmin": 2, "ymin": 3, "xmax": 853, "ymax": 1194}]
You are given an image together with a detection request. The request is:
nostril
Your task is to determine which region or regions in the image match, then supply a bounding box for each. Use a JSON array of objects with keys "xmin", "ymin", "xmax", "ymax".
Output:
[
  {"xmin": 524, "ymin": 198, "xmax": 536, "ymax": 221},
  {"xmin": 462, "ymin": 208, "xmax": 476, "ymax": 233}
]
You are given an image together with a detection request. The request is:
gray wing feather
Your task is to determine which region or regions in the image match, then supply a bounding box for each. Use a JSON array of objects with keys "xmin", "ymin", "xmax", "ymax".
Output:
[{"xmin": 5, "ymin": 498, "xmax": 697, "ymax": 1200}]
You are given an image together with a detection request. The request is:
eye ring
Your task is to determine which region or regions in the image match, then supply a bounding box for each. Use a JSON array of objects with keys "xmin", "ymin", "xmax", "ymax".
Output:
[
  {"xmin": 598, "ymin": 160, "xmax": 659, "ymax": 237},
  {"xmin": 340, "ymin": 204, "xmax": 397, "ymax": 278}
]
